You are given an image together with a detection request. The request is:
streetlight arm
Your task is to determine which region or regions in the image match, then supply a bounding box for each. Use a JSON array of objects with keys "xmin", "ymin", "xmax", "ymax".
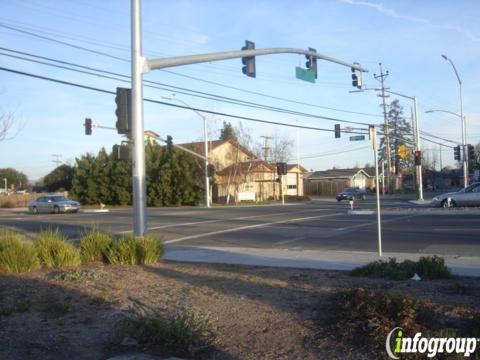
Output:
[{"xmin": 425, "ymin": 109, "xmax": 462, "ymax": 118}]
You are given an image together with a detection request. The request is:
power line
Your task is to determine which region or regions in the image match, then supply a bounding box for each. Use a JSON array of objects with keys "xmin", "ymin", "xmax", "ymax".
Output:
[
  {"xmin": 0, "ymin": 65, "xmax": 368, "ymax": 134},
  {"xmin": 0, "ymin": 49, "xmax": 377, "ymax": 126},
  {"xmin": 0, "ymin": 23, "xmax": 383, "ymax": 118}
]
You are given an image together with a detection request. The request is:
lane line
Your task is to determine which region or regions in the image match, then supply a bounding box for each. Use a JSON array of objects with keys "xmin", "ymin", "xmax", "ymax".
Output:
[
  {"xmin": 116, "ymin": 207, "xmax": 333, "ymax": 235},
  {"xmin": 275, "ymin": 236, "xmax": 306, "ymax": 245},
  {"xmin": 164, "ymin": 213, "xmax": 343, "ymax": 244},
  {"xmin": 335, "ymin": 214, "xmax": 417, "ymax": 232}
]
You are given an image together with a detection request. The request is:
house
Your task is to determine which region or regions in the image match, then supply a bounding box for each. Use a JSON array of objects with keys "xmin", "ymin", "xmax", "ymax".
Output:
[
  {"xmin": 304, "ymin": 168, "xmax": 373, "ymax": 196},
  {"xmin": 178, "ymin": 138, "xmax": 307, "ymax": 202}
]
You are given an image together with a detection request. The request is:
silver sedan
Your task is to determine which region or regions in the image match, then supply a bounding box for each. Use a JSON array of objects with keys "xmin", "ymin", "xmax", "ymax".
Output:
[
  {"xmin": 431, "ymin": 182, "xmax": 480, "ymax": 208},
  {"xmin": 28, "ymin": 195, "xmax": 80, "ymax": 214}
]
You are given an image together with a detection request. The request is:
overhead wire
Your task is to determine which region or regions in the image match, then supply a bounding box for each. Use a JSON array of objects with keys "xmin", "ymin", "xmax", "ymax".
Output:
[{"xmin": 0, "ymin": 23, "xmax": 382, "ymax": 118}]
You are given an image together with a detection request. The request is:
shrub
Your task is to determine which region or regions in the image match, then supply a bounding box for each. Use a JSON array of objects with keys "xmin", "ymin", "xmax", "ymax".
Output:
[
  {"xmin": 417, "ymin": 255, "xmax": 451, "ymax": 279},
  {"xmin": 0, "ymin": 230, "xmax": 39, "ymax": 273},
  {"xmin": 113, "ymin": 302, "xmax": 215, "ymax": 356},
  {"xmin": 350, "ymin": 256, "xmax": 451, "ymax": 280},
  {"xmin": 34, "ymin": 229, "xmax": 81, "ymax": 268},
  {"xmin": 80, "ymin": 228, "xmax": 113, "ymax": 263},
  {"xmin": 104, "ymin": 235, "xmax": 163, "ymax": 265}
]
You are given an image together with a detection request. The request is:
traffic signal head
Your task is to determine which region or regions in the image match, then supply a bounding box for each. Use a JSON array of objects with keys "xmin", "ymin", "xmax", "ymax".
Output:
[
  {"xmin": 334, "ymin": 124, "xmax": 341, "ymax": 138},
  {"xmin": 305, "ymin": 47, "xmax": 317, "ymax": 79},
  {"xmin": 84, "ymin": 118, "xmax": 92, "ymax": 135},
  {"xmin": 207, "ymin": 164, "xmax": 215, "ymax": 178},
  {"xmin": 414, "ymin": 150, "xmax": 422, "ymax": 166},
  {"xmin": 276, "ymin": 162, "xmax": 288, "ymax": 175},
  {"xmin": 467, "ymin": 144, "xmax": 475, "ymax": 161},
  {"xmin": 454, "ymin": 145, "xmax": 461, "ymax": 161},
  {"xmin": 115, "ymin": 87, "xmax": 132, "ymax": 135},
  {"xmin": 351, "ymin": 62, "xmax": 363, "ymax": 89},
  {"xmin": 241, "ymin": 40, "xmax": 256, "ymax": 78}
]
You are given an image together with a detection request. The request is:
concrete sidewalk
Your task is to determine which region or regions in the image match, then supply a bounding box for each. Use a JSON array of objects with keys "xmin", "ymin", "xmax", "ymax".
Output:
[{"xmin": 164, "ymin": 245, "xmax": 480, "ymax": 277}]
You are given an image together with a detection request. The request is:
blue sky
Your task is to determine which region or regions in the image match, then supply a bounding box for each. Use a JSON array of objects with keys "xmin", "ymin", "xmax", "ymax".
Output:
[{"xmin": 1, "ymin": 0, "xmax": 479, "ymax": 181}]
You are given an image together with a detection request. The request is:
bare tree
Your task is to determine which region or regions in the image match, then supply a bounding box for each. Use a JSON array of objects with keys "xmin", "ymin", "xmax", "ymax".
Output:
[
  {"xmin": 0, "ymin": 111, "xmax": 21, "ymax": 141},
  {"xmin": 268, "ymin": 128, "xmax": 294, "ymax": 163}
]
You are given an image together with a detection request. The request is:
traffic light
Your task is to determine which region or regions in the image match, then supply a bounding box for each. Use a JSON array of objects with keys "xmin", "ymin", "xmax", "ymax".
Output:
[
  {"xmin": 84, "ymin": 118, "xmax": 92, "ymax": 135},
  {"xmin": 454, "ymin": 145, "xmax": 461, "ymax": 161},
  {"xmin": 351, "ymin": 62, "xmax": 363, "ymax": 89},
  {"xmin": 241, "ymin": 40, "xmax": 256, "ymax": 78},
  {"xmin": 112, "ymin": 144, "xmax": 130, "ymax": 161},
  {"xmin": 467, "ymin": 144, "xmax": 475, "ymax": 161},
  {"xmin": 305, "ymin": 47, "xmax": 317, "ymax": 79},
  {"xmin": 115, "ymin": 87, "xmax": 132, "ymax": 135},
  {"xmin": 276, "ymin": 162, "xmax": 288, "ymax": 175},
  {"xmin": 414, "ymin": 150, "xmax": 422, "ymax": 166},
  {"xmin": 334, "ymin": 124, "xmax": 341, "ymax": 138}
]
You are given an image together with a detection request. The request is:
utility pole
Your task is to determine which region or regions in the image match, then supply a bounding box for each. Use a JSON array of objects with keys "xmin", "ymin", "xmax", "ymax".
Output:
[
  {"xmin": 374, "ymin": 63, "xmax": 392, "ymax": 195},
  {"xmin": 260, "ymin": 136, "xmax": 272, "ymax": 161},
  {"xmin": 52, "ymin": 154, "xmax": 62, "ymax": 167}
]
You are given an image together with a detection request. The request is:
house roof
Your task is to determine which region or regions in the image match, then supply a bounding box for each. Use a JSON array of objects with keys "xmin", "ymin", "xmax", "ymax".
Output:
[
  {"xmin": 286, "ymin": 164, "xmax": 308, "ymax": 173},
  {"xmin": 179, "ymin": 138, "xmax": 256, "ymax": 159},
  {"xmin": 216, "ymin": 160, "xmax": 275, "ymax": 176},
  {"xmin": 307, "ymin": 168, "xmax": 372, "ymax": 180}
]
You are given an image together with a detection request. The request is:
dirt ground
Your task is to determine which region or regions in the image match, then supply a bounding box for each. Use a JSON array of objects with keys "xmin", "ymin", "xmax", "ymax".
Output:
[{"xmin": 0, "ymin": 261, "xmax": 479, "ymax": 360}]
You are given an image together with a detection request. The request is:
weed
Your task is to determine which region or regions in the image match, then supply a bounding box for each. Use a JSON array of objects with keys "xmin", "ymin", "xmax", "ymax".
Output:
[
  {"xmin": 0, "ymin": 230, "xmax": 39, "ymax": 273},
  {"xmin": 80, "ymin": 228, "xmax": 113, "ymax": 263},
  {"xmin": 53, "ymin": 268, "xmax": 107, "ymax": 282},
  {"xmin": 34, "ymin": 229, "xmax": 81, "ymax": 268},
  {"xmin": 113, "ymin": 300, "xmax": 215, "ymax": 356},
  {"xmin": 350, "ymin": 256, "xmax": 451, "ymax": 280}
]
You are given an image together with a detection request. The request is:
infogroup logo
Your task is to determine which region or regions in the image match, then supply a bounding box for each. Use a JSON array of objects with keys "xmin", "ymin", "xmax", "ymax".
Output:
[{"xmin": 386, "ymin": 327, "xmax": 478, "ymax": 359}]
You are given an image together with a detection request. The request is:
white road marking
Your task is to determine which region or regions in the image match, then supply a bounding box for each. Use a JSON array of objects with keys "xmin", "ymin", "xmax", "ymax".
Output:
[
  {"xmin": 335, "ymin": 214, "xmax": 417, "ymax": 231},
  {"xmin": 275, "ymin": 236, "xmax": 306, "ymax": 245},
  {"xmin": 116, "ymin": 208, "xmax": 332, "ymax": 235},
  {"xmin": 164, "ymin": 213, "xmax": 342, "ymax": 244}
]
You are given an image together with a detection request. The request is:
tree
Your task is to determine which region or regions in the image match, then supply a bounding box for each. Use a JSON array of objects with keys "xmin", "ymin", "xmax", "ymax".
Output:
[
  {"xmin": 0, "ymin": 168, "xmax": 28, "ymax": 190},
  {"xmin": 219, "ymin": 121, "xmax": 237, "ymax": 140},
  {"xmin": 43, "ymin": 164, "xmax": 74, "ymax": 192},
  {"xmin": 378, "ymin": 99, "xmax": 413, "ymax": 175},
  {"xmin": 0, "ymin": 111, "xmax": 20, "ymax": 141}
]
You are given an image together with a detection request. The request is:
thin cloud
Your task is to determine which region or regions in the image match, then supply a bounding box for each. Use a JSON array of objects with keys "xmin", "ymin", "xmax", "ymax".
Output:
[{"xmin": 340, "ymin": 0, "xmax": 480, "ymax": 42}]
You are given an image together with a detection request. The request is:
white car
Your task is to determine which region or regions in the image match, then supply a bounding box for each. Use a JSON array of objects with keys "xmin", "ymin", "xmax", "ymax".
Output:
[
  {"xmin": 28, "ymin": 195, "xmax": 80, "ymax": 214},
  {"xmin": 431, "ymin": 182, "xmax": 480, "ymax": 208}
]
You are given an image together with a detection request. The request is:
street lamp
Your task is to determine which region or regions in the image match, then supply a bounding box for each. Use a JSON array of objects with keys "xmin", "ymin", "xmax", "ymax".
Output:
[
  {"xmin": 441, "ymin": 54, "xmax": 468, "ymax": 187},
  {"xmin": 163, "ymin": 95, "xmax": 211, "ymax": 208}
]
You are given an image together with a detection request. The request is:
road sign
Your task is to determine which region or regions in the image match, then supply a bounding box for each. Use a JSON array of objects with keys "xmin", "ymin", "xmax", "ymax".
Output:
[
  {"xmin": 295, "ymin": 67, "xmax": 316, "ymax": 83},
  {"xmin": 349, "ymin": 135, "xmax": 365, "ymax": 141},
  {"xmin": 397, "ymin": 144, "xmax": 410, "ymax": 159}
]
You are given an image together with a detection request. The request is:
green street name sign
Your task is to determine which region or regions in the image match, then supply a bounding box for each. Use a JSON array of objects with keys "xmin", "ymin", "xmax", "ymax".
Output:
[
  {"xmin": 295, "ymin": 67, "xmax": 316, "ymax": 83},
  {"xmin": 349, "ymin": 135, "xmax": 366, "ymax": 141}
]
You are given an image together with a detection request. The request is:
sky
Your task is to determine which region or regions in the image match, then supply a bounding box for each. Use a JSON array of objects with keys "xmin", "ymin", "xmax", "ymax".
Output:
[{"xmin": 1, "ymin": 0, "xmax": 479, "ymax": 182}]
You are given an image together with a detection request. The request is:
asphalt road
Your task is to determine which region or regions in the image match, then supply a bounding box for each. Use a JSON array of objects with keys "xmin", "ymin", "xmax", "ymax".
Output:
[{"xmin": 1, "ymin": 197, "xmax": 480, "ymax": 257}]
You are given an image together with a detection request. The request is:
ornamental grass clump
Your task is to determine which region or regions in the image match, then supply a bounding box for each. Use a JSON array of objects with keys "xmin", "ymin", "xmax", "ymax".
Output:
[
  {"xmin": 103, "ymin": 234, "xmax": 163, "ymax": 265},
  {"xmin": 0, "ymin": 229, "xmax": 39, "ymax": 273},
  {"xmin": 34, "ymin": 229, "xmax": 81, "ymax": 268},
  {"xmin": 79, "ymin": 228, "xmax": 113, "ymax": 263}
]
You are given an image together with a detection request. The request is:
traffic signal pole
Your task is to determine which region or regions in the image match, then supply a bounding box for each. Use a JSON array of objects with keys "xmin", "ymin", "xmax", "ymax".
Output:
[
  {"xmin": 130, "ymin": 0, "xmax": 367, "ymax": 236},
  {"xmin": 131, "ymin": 0, "xmax": 147, "ymax": 235}
]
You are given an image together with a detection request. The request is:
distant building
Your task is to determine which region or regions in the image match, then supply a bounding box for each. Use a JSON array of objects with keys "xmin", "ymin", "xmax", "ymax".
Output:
[
  {"xmin": 304, "ymin": 168, "xmax": 373, "ymax": 196},
  {"xmin": 178, "ymin": 138, "xmax": 307, "ymax": 203}
]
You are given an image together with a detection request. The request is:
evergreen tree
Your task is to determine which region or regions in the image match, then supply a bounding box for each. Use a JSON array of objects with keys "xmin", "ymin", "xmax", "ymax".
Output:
[
  {"xmin": 219, "ymin": 121, "xmax": 237, "ymax": 140},
  {"xmin": 71, "ymin": 153, "xmax": 97, "ymax": 204},
  {"xmin": 43, "ymin": 164, "xmax": 74, "ymax": 192},
  {"xmin": 378, "ymin": 99, "xmax": 413, "ymax": 175}
]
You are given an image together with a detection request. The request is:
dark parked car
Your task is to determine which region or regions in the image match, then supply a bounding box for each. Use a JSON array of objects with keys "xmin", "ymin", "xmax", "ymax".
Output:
[
  {"xmin": 336, "ymin": 187, "xmax": 367, "ymax": 202},
  {"xmin": 28, "ymin": 195, "xmax": 80, "ymax": 214},
  {"xmin": 431, "ymin": 182, "xmax": 480, "ymax": 208}
]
